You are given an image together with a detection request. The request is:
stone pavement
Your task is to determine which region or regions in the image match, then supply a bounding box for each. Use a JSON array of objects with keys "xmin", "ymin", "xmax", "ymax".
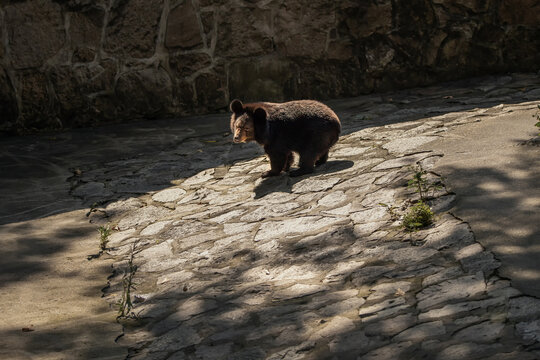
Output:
[
  {"xmin": 1, "ymin": 73, "xmax": 539, "ymax": 359},
  {"xmin": 420, "ymin": 108, "xmax": 540, "ymax": 297}
]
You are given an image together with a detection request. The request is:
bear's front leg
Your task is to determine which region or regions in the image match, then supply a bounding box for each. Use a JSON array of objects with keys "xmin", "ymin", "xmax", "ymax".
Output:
[{"xmin": 262, "ymin": 149, "xmax": 288, "ymax": 178}]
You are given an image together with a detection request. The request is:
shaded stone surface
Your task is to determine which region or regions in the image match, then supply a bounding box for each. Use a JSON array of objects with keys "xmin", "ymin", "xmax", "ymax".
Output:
[
  {"xmin": 417, "ymin": 273, "xmax": 487, "ymax": 310},
  {"xmin": 1, "ymin": 74, "xmax": 540, "ymax": 359}
]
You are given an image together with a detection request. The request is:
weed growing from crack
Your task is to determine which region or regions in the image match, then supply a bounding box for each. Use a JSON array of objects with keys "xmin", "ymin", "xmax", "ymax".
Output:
[
  {"xmin": 402, "ymin": 164, "xmax": 438, "ymax": 231},
  {"xmin": 87, "ymin": 225, "xmax": 112, "ymax": 260},
  {"xmin": 408, "ymin": 164, "xmax": 443, "ymax": 201},
  {"xmin": 117, "ymin": 242, "xmax": 139, "ymax": 321},
  {"xmin": 402, "ymin": 200, "xmax": 434, "ymax": 231},
  {"xmin": 98, "ymin": 225, "xmax": 111, "ymax": 252}
]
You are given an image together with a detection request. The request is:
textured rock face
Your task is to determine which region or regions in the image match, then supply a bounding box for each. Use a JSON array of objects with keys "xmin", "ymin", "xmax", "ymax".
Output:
[
  {"xmin": 0, "ymin": 67, "xmax": 17, "ymax": 131},
  {"xmin": 4, "ymin": 0, "xmax": 65, "ymax": 70},
  {"xmin": 166, "ymin": 1, "xmax": 203, "ymax": 50},
  {"xmin": 115, "ymin": 68, "xmax": 173, "ymax": 118},
  {"xmin": 69, "ymin": 7, "xmax": 105, "ymax": 63},
  {"xmin": 0, "ymin": 0, "xmax": 539, "ymax": 133},
  {"xmin": 104, "ymin": 0, "xmax": 164, "ymax": 58}
]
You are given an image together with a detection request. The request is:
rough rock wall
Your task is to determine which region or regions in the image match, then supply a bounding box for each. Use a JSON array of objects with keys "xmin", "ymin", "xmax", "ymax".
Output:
[{"xmin": 0, "ymin": 0, "xmax": 539, "ymax": 133}]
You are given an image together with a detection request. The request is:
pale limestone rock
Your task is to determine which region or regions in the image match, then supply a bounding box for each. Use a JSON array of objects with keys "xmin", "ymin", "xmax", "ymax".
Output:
[
  {"xmin": 319, "ymin": 297, "xmax": 367, "ymax": 317},
  {"xmin": 292, "ymin": 177, "xmax": 340, "ymax": 193},
  {"xmin": 416, "ymin": 273, "xmax": 486, "ymax": 310},
  {"xmin": 117, "ymin": 205, "xmax": 172, "ymax": 230},
  {"xmin": 394, "ymin": 320, "xmax": 446, "ymax": 341},
  {"xmin": 152, "ymin": 188, "xmax": 187, "ymax": 203},
  {"xmin": 324, "ymin": 261, "xmax": 366, "ymax": 284},
  {"xmin": 383, "ymin": 136, "xmax": 438, "ymax": 154},
  {"xmin": 364, "ymin": 313, "xmax": 416, "ymax": 337},
  {"xmin": 312, "ymin": 316, "xmax": 356, "ymax": 340},
  {"xmin": 359, "ymin": 297, "xmax": 410, "ymax": 322},
  {"xmin": 362, "ymin": 342, "xmax": 414, "ymax": 360},
  {"xmin": 208, "ymin": 209, "xmax": 246, "ymax": 224},
  {"xmin": 273, "ymin": 284, "xmax": 327, "ymax": 301},
  {"xmin": 453, "ymin": 321, "xmax": 505, "ymax": 343},
  {"xmin": 371, "ymin": 153, "xmax": 432, "ymax": 171},
  {"xmin": 254, "ymin": 216, "xmax": 347, "ymax": 242},
  {"xmin": 140, "ymin": 220, "xmax": 172, "ymax": 236},
  {"xmin": 418, "ymin": 297, "xmax": 505, "ymax": 322},
  {"xmin": 367, "ymin": 281, "xmax": 412, "ymax": 301},
  {"xmin": 318, "ymin": 191, "xmax": 347, "ymax": 207},
  {"xmin": 223, "ymin": 222, "xmax": 257, "ymax": 235},
  {"xmin": 423, "ymin": 221, "xmax": 475, "ymax": 250},
  {"xmin": 350, "ymin": 206, "xmax": 389, "ymax": 224},
  {"xmin": 137, "ymin": 239, "xmax": 186, "ymax": 272}
]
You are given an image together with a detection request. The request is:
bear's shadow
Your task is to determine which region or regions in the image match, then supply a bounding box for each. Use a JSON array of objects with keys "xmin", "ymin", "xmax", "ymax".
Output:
[{"xmin": 253, "ymin": 159, "xmax": 354, "ymax": 199}]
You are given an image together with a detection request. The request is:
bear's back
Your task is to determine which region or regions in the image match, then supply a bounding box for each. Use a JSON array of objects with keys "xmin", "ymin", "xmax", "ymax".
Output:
[
  {"xmin": 247, "ymin": 100, "xmax": 341, "ymax": 152},
  {"xmin": 261, "ymin": 100, "xmax": 339, "ymax": 126}
]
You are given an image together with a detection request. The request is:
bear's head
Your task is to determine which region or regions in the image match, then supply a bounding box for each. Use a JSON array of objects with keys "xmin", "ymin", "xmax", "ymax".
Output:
[{"xmin": 229, "ymin": 99, "xmax": 268, "ymax": 144}]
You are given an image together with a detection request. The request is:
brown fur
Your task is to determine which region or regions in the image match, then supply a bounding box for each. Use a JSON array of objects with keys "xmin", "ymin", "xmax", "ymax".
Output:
[{"xmin": 230, "ymin": 99, "xmax": 341, "ymax": 177}]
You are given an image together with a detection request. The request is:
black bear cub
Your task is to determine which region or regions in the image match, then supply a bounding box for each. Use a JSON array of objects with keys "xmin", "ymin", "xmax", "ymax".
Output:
[{"xmin": 229, "ymin": 99, "xmax": 341, "ymax": 177}]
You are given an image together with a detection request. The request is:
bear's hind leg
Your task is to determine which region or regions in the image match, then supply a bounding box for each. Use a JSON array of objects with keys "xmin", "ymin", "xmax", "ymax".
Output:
[
  {"xmin": 290, "ymin": 152, "xmax": 316, "ymax": 177},
  {"xmin": 283, "ymin": 152, "xmax": 294, "ymax": 172},
  {"xmin": 262, "ymin": 151, "xmax": 288, "ymax": 178},
  {"xmin": 315, "ymin": 151, "xmax": 329, "ymax": 167}
]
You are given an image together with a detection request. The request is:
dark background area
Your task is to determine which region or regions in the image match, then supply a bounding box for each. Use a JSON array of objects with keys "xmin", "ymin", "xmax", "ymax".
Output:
[{"xmin": 0, "ymin": 0, "xmax": 539, "ymax": 134}]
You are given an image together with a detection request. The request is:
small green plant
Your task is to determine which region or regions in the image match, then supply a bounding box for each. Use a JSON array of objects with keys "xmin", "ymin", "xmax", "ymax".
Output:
[
  {"xmin": 98, "ymin": 225, "xmax": 111, "ymax": 252},
  {"xmin": 408, "ymin": 164, "xmax": 442, "ymax": 201},
  {"xmin": 402, "ymin": 201, "xmax": 434, "ymax": 231},
  {"xmin": 117, "ymin": 242, "xmax": 138, "ymax": 321}
]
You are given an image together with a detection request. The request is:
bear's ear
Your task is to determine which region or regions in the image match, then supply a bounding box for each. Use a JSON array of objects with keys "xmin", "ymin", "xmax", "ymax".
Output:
[
  {"xmin": 230, "ymin": 99, "xmax": 244, "ymax": 114},
  {"xmin": 253, "ymin": 107, "xmax": 267, "ymax": 122}
]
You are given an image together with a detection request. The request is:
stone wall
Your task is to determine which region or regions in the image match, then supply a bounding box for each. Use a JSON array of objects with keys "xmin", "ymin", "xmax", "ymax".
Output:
[{"xmin": 0, "ymin": 0, "xmax": 539, "ymax": 134}]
